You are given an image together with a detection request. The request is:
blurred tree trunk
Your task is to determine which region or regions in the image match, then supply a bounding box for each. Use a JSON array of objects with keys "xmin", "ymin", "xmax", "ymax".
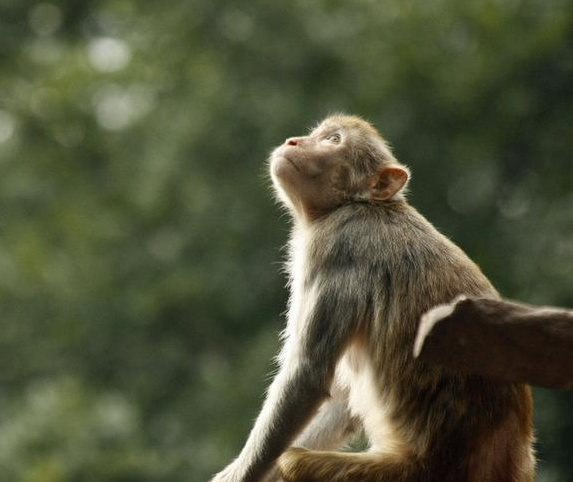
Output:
[{"xmin": 414, "ymin": 297, "xmax": 573, "ymax": 389}]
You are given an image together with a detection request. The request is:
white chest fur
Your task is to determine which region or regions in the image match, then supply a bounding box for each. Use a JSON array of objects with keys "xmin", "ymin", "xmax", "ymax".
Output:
[{"xmin": 336, "ymin": 343, "xmax": 405, "ymax": 453}]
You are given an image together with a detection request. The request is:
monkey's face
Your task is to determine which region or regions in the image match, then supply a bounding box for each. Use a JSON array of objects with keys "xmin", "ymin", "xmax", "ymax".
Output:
[
  {"xmin": 269, "ymin": 115, "xmax": 404, "ymax": 218},
  {"xmin": 270, "ymin": 120, "xmax": 354, "ymax": 216}
]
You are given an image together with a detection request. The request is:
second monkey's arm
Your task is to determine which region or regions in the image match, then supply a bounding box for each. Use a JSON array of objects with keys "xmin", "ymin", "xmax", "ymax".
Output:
[{"xmin": 210, "ymin": 280, "xmax": 363, "ymax": 482}]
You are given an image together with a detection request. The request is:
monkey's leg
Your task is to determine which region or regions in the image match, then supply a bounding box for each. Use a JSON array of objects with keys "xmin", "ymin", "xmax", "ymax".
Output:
[
  {"xmin": 278, "ymin": 447, "xmax": 421, "ymax": 482},
  {"xmin": 262, "ymin": 398, "xmax": 360, "ymax": 482}
]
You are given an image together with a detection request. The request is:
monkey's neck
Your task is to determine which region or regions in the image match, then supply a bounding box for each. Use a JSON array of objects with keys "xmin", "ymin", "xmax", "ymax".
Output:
[{"xmin": 293, "ymin": 199, "xmax": 410, "ymax": 228}]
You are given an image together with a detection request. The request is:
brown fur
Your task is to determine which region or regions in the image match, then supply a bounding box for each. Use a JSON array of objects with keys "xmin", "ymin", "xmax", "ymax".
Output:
[{"xmin": 209, "ymin": 115, "xmax": 534, "ymax": 482}]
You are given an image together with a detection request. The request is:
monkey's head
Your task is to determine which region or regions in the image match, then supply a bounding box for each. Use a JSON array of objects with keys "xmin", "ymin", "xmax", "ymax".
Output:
[{"xmin": 269, "ymin": 114, "xmax": 410, "ymax": 220}]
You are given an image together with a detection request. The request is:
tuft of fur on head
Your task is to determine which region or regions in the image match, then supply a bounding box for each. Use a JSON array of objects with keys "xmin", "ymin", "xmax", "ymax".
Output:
[{"xmin": 320, "ymin": 113, "xmax": 395, "ymax": 162}]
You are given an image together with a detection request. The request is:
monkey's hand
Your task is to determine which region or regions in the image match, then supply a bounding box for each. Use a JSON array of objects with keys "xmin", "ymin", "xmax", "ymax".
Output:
[
  {"xmin": 210, "ymin": 460, "xmax": 284, "ymax": 482},
  {"xmin": 209, "ymin": 459, "xmax": 245, "ymax": 482}
]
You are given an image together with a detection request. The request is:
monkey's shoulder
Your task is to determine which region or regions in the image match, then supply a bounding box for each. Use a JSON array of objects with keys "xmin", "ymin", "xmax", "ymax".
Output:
[{"xmin": 308, "ymin": 202, "xmax": 494, "ymax": 292}]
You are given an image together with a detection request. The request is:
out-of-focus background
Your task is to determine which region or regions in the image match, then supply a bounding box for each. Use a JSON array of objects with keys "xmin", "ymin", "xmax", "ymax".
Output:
[{"xmin": 0, "ymin": 1, "xmax": 572, "ymax": 481}]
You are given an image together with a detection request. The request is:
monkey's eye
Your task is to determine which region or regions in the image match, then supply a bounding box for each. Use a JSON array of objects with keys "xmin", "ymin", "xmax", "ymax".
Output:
[{"xmin": 326, "ymin": 133, "xmax": 341, "ymax": 143}]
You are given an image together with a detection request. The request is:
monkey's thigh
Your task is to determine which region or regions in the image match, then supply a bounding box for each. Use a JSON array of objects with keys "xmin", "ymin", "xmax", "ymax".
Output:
[{"xmin": 277, "ymin": 447, "xmax": 424, "ymax": 482}]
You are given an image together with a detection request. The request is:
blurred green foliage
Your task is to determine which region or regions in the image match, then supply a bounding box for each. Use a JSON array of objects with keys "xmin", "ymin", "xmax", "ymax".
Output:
[{"xmin": 0, "ymin": 0, "xmax": 572, "ymax": 481}]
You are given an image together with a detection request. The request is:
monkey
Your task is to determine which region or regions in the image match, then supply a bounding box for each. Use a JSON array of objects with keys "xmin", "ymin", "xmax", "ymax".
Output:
[{"xmin": 209, "ymin": 114, "xmax": 535, "ymax": 482}]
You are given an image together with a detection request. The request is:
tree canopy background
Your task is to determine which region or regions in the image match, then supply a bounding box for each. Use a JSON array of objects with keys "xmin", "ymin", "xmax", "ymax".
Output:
[{"xmin": 0, "ymin": 1, "xmax": 572, "ymax": 481}]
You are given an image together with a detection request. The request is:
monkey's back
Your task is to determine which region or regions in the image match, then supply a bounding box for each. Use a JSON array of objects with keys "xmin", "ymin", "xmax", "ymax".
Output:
[{"xmin": 309, "ymin": 201, "xmax": 535, "ymax": 482}]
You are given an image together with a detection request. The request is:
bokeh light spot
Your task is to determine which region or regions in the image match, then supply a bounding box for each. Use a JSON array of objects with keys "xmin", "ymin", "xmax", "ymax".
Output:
[{"xmin": 88, "ymin": 37, "xmax": 132, "ymax": 73}]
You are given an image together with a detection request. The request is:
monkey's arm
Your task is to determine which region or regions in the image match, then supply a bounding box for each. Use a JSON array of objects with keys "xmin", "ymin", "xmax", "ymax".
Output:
[{"xmin": 210, "ymin": 282, "xmax": 362, "ymax": 482}]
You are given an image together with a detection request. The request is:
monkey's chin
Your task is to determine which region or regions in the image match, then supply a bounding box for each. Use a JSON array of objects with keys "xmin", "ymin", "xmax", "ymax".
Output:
[{"xmin": 270, "ymin": 153, "xmax": 298, "ymax": 181}]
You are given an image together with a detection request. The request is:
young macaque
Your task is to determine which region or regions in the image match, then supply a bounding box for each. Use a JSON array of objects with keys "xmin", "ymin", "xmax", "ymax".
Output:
[{"xmin": 210, "ymin": 115, "xmax": 534, "ymax": 482}]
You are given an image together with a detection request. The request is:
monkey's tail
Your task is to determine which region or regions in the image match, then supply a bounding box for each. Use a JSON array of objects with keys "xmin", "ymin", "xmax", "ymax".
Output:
[{"xmin": 278, "ymin": 447, "xmax": 423, "ymax": 482}]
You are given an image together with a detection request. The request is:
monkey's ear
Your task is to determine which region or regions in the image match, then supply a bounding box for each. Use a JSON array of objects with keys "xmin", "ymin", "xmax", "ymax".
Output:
[{"xmin": 369, "ymin": 165, "xmax": 410, "ymax": 201}]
